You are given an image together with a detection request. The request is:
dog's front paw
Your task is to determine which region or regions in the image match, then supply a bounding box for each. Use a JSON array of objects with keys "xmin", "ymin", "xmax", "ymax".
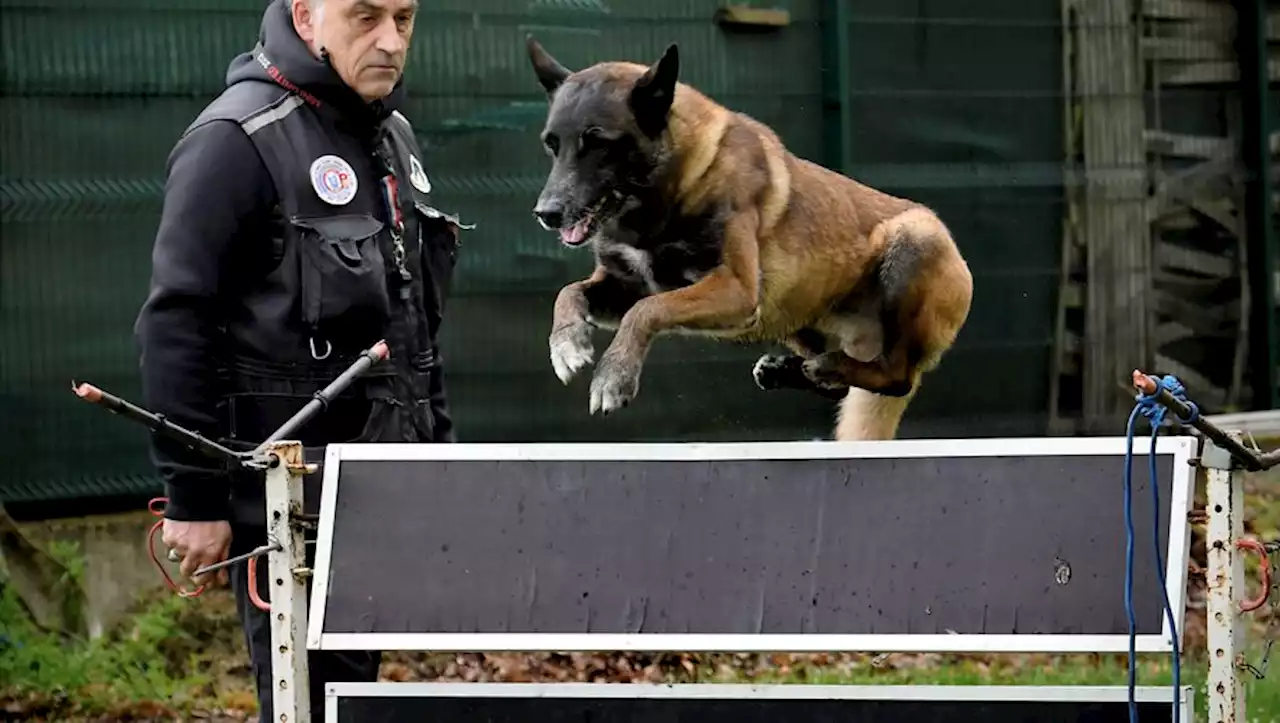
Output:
[
  {"xmin": 549, "ymin": 322, "xmax": 595, "ymax": 384},
  {"xmin": 589, "ymin": 349, "xmax": 642, "ymax": 416},
  {"xmin": 802, "ymin": 354, "xmax": 850, "ymax": 391},
  {"xmin": 752, "ymin": 353, "xmax": 805, "ymax": 391}
]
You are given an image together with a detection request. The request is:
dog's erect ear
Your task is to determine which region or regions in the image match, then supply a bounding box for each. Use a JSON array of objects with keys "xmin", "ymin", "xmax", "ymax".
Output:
[
  {"xmin": 629, "ymin": 43, "xmax": 680, "ymax": 137},
  {"xmin": 526, "ymin": 35, "xmax": 572, "ymax": 94}
]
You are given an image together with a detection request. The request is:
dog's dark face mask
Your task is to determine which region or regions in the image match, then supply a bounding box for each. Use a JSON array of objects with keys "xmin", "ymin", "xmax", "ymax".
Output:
[{"xmin": 525, "ymin": 37, "xmax": 680, "ymax": 247}]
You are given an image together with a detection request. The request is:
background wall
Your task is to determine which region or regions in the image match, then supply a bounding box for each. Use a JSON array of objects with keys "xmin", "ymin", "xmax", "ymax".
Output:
[{"xmin": 1, "ymin": 0, "xmax": 1276, "ymax": 516}]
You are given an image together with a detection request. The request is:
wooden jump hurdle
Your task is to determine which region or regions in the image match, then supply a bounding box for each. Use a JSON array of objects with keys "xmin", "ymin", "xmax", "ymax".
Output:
[
  {"xmin": 71, "ymin": 348, "xmax": 1271, "ymax": 723},
  {"xmin": 251, "ymin": 434, "xmax": 1220, "ymax": 722}
]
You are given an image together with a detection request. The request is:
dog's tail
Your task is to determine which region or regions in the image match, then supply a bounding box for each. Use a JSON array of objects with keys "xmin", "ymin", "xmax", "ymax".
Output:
[{"xmin": 833, "ymin": 384, "xmax": 920, "ymax": 441}]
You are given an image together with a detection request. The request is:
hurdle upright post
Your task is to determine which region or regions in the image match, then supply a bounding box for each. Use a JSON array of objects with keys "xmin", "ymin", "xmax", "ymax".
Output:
[
  {"xmin": 265, "ymin": 440, "xmax": 314, "ymax": 723},
  {"xmin": 69, "ymin": 342, "xmax": 394, "ymax": 723},
  {"xmin": 1201, "ymin": 436, "xmax": 1247, "ymax": 723},
  {"xmin": 1132, "ymin": 369, "xmax": 1275, "ymax": 723}
]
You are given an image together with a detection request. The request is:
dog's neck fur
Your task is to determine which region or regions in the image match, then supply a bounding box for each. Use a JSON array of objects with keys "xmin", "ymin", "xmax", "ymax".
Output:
[
  {"xmin": 598, "ymin": 85, "xmax": 728, "ymax": 244},
  {"xmin": 664, "ymin": 84, "xmax": 730, "ymax": 216},
  {"xmin": 581, "ymin": 75, "xmax": 732, "ymax": 253}
]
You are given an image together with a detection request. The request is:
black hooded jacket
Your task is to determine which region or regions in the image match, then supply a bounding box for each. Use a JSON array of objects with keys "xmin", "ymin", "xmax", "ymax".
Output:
[{"xmin": 134, "ymin": 0, "xmax": 465, "ymax": 523}]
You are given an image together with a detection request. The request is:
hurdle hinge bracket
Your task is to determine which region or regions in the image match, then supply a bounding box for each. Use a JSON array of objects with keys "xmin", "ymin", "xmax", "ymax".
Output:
[{"xmin": 1198, "ymin": 437, "xmax": 1236, "ymax": 471}]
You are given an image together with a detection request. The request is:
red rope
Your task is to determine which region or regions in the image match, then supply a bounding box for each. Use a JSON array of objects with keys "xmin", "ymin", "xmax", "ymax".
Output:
[
  {"xmin": 247, "ymin": 556, "xmax": 271, "ymax": 612},
  {"xmin": 147, "ymin": 496, "xmax": 271, "ymax": 611},
  {"xmin": 1237, "ymin": 538, "xmax": 1273, "ymax": 613},
  {"xmin": 146, "ymin": 497, "xmax": 205, "ymax": 598}
]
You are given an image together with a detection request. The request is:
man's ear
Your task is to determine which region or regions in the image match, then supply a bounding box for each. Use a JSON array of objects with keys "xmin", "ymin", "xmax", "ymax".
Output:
[
  {"xmin": 291, "ymin": 0, "xmax": 318, "ymax": 47},
  {"xmin": 629, "ymin": 43, "xmax": 680, "ymax": 138},
  {"xmin": 526, "ymin": 35, "xmax": 572, "ymax": 95}
]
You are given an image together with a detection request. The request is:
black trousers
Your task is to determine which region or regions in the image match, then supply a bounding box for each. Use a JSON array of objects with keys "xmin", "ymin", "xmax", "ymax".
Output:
[{"xmin": 229, "ymin": 522, "xmax": 381, "ymax": 722}]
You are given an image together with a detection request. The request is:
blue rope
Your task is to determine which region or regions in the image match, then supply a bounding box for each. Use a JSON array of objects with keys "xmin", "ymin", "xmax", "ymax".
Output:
[{"xmin": 1126, "ymin": 374, "xmax": 1198, "ymax": 723}]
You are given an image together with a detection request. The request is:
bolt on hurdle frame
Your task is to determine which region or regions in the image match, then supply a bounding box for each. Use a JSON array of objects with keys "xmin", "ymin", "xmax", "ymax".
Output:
[{"xmin": 72, "ymin": 359, "xmax": 1277, "ymax": 723}]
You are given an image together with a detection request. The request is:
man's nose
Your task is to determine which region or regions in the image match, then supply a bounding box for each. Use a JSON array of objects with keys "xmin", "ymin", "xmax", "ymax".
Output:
[
  {"xmin": 373, "ymin": 20, "xmax": 406, "ymax": 56},
  {"xmin": 533, "ymin": 205, "xmax": 564, "ymax": 230}
]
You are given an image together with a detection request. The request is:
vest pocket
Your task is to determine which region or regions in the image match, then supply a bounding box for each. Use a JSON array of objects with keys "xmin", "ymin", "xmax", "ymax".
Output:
[{"xmin": 292, "ymin": 214, "xmax": 391, "ymax": 346}]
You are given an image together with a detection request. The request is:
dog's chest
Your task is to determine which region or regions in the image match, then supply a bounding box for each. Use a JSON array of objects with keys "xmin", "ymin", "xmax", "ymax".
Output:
[
  {"xmin": 595, "ymin": 239, "xmax": 719, "ymax": 294},
  {"xmin": 600, "ymin": 243, "xmax": 660, "ymax": 290},
  {"xmin": 593, "ymin": 216, "xmax": 725, "ymax": 294}
]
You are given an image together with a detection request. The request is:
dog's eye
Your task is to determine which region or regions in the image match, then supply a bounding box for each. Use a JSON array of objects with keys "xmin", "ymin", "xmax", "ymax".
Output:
[
  {"xmin": 542, "ymin": 133, "xmax": 560, "ymax": 156},
  {"xmin": 579, "ymin": 127, "xmax": 613, "ymax": 154}
]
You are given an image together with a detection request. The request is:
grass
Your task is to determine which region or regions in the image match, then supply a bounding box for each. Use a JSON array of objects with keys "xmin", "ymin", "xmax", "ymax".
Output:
[
  {"xmin": 0, "ymin": 542, "xmax": 256, "ymax": 721},
  {"xmin": 3, "ymin": 564, "xmax": 1275, "ymax": 722},
  {"xmin": 747, "ymin": 651, "xmax": 1280, "ymax": 723}
]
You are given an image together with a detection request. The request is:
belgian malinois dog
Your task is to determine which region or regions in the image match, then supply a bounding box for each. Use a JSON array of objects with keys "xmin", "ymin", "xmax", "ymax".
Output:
[{"xmin": 525, "ymin": 37, "xmax": 973, "ymax": 440}]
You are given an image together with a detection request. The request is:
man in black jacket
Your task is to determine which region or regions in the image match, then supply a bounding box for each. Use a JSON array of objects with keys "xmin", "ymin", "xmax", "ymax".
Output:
[{"xmin": 133, "ymin": 0, "xmax": 466, "ymax": 718}]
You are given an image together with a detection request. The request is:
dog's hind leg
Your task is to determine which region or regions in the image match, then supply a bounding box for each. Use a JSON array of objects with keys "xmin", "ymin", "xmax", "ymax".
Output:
[
  {"xmin": 751, "ymin": 329, "xmax": 847, "ymax": 400},
  {"xmin": 801, "ymin": 328, "xmax": 928, "ymax": 441},
  {"xmin": 834, "ymin": 386, "xmax": 922, "ymax": 441},
  {"xmin": 814, "ymin": 208, "xmax": 973, "ymax": 440}
]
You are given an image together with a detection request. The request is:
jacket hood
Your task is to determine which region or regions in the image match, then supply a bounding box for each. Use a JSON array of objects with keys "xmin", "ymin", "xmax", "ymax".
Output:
[{"xmin": 224, "ymin": 0, "xmax": 406, "ymax": 133}]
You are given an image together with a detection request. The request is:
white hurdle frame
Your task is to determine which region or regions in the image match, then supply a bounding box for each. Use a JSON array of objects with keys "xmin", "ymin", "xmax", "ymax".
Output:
[
  {"xmin": 254, "ymin": 433, "xmax": 1257, "ymax": 723},
  {"xmin": 306, "ymin": 436, "xmax": 1196, "ymax": 655},
  {"xmin": 324, "ymin": 682, "xmax": 1197, "ymax": 720}
]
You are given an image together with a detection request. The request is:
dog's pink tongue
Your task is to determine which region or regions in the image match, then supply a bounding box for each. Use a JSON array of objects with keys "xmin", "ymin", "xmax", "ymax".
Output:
[{"xmin": 559, "ymin": 217, "xmax": 590, "ymax": 246}]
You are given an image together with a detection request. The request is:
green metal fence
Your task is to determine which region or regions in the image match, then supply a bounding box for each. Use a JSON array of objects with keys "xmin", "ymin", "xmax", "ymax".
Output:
[{"xmin": 1, "ymin": 0, "xmax": 1274, "ymax": 511}]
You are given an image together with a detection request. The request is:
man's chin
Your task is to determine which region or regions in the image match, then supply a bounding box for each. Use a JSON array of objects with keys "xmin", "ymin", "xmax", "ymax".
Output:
[
  {"xmin": 356, "ymin": 77, "xmax": 399, "ymax": 103},
  {"xmin": 356, "ymin": 62, "xmax": 397, "ymax": 82}
]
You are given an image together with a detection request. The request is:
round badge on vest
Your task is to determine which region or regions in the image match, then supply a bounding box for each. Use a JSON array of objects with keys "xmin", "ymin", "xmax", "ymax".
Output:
[
  {"xmin": 408, "ymin": 155, "xmax": 431, "ymax": 194},
  {"xmin": 309, "ymin": 154, "xmax": 359, "ymax": 206}
]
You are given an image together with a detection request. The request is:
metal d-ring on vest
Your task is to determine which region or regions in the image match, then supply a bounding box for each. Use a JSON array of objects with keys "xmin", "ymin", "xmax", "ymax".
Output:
[{"xmin": 309, "ymin": 336, "xmax": 333, "ymax": 360}]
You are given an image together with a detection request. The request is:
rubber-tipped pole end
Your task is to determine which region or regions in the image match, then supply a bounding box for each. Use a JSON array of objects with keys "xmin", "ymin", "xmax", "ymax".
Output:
[
  {"xmin": 370, "ymin": 340, "xmax": 390, "ymax": 361},
  {"xmin": 72, "ymin": 380, "xmax": 103, "ymax": 403},
  {"xmin": 1131, "ymin": 369, "xmax": 1156, "ymax": 396}
]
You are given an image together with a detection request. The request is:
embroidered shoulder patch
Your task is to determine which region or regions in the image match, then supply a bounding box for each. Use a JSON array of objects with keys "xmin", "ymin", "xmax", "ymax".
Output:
[{"xmin": 309, "ymin": 154, "xmax": 358, "ymax": 205}]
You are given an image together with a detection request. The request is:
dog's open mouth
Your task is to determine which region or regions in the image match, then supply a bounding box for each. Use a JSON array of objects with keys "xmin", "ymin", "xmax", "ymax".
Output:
[
  {"xmin": 558, "ymin": 196, "xmax": 612, "ymax": 247},
  {"xmin": 559, "ymin": 213, "xmax": 597, "ymax": 247}
]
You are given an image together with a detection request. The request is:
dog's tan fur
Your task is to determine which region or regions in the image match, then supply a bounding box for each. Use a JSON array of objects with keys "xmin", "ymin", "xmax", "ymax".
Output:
[{"xmin": 542, "ymin": 55, "xmax": 973, "ymax": 440}]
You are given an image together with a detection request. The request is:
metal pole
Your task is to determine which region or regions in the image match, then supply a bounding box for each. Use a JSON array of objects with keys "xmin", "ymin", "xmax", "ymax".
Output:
[
  {"xmin": 820, "ymin": 0, "xmax": 853, "ymax": 175},
  {"xmin": 1235, "ymin": 0, "xmax": 1279, "ymax": 411},
  {"xmin": 1202, "ymin": 438, "xmax": 1246, "ymax": 723},
  {"xmin": 71, "ymin": 381, "xmax": 244, "ymax": 464},
  {"xmin": 1132, "ymin": 370, "xmax": 1280, "ymax": 471},
  {"xmin": 255, "ymin": 339, "xmax": 389, "ymax": 453},
  {"xmin": 266, "ymin": 440, "xmax": 312, "ymax": 723},
  {"xmin": 72, "ymin": 339, "xmax": 390, "ymax": 469}
]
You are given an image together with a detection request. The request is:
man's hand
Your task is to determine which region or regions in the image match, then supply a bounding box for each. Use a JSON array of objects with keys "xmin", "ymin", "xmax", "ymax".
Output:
[{"xmin": 162, "ymin": 519, "xmax": 233, "ymax": 586}]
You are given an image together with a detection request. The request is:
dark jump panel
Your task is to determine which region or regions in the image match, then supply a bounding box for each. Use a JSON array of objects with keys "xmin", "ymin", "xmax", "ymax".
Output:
[
  {"xmin": 308, "ymin": 439, "xmax": 1194, "ymax": 652},
  {"xmin": 326, "ymin": 684, "xmax": 1194, "ymax": 723}
]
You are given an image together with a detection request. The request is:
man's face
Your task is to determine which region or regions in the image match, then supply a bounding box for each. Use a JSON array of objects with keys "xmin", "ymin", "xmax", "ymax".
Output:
[{"xmin": 293, "ymin": 0, "xmax": 418, "ymax": 102}]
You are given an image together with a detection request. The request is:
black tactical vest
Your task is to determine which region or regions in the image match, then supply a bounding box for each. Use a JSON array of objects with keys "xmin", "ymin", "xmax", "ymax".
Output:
[{"xmin": 186, "ymin": 70, "xmax": 470, "ymax": 458}]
